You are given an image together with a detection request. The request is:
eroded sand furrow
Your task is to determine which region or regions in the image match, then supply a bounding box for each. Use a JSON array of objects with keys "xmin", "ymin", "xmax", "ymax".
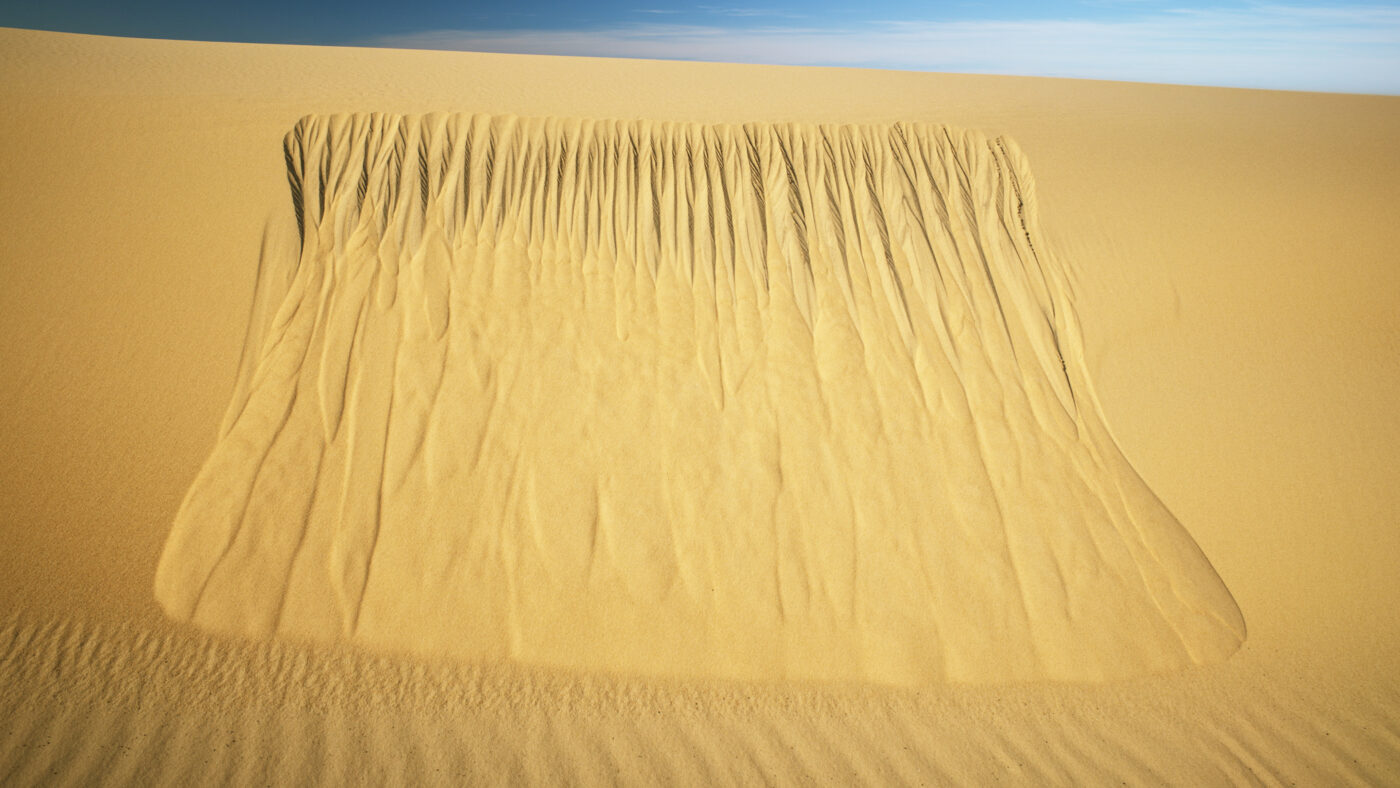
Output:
[{"xmin": 155, "ymin": 113, "xmax": 1243, "ymax": 684}]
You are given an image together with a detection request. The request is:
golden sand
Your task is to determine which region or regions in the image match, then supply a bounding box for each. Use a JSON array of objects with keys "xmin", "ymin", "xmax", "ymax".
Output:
[
  {"xmin": 1, "ymin": 26, "xmax": 1398, "ymax": 783},
  {"xmin": 157, "ymin": 113, "xmax": 1241, "ymax": 684}
]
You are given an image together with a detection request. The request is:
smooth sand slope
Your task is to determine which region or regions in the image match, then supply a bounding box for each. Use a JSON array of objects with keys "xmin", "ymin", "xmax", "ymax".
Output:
[{"xmin": 2, "ymin": 27, "xmax": 1398, "ymax": 784}]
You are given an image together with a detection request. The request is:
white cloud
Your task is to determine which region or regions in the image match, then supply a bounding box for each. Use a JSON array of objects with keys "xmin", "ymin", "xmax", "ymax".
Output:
[
  {"xmin": 696, "ymin": 5, "xmax": 807, "ymax": 18},
  {"xmin": 366, "ymin": 5, "xmax": 1400, "ymax": 94}
]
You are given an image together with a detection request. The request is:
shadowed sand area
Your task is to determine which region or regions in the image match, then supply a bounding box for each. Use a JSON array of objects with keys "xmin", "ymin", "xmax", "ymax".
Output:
[
  {"xmin": 156, "ymin": 113, "xmax": 1242, "ymax": 683},
  {"xmin": 2, "ymin": 27, "xmax": 1398, "ymax": 784}
]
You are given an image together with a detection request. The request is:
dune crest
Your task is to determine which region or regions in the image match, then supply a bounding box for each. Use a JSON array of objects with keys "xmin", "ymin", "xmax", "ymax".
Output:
[{"xmin": 155, "ymin": 112, "xmax": 1243, "ymax": 684}]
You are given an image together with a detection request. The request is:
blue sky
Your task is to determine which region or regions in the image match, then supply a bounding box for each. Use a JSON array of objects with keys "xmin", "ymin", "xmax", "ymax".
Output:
[{"xmin": 3, "ymin": 1, "xmax": 1399, "ymax": 94}]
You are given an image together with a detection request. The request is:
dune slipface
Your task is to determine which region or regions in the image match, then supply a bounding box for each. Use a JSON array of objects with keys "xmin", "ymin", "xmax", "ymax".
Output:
[{"xmin": 155, "ymin": 113, "xmax": 1243, "ymax": 684}]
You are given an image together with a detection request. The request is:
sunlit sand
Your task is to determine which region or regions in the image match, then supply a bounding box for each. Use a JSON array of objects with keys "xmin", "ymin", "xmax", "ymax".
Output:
[
  {"xmin": 157, "ymin": 113, "xmax": 1241, "ymax": 684},
  {"xmin": 1, "ymin": 26, "xmax": 1397, "ymax": 783}
]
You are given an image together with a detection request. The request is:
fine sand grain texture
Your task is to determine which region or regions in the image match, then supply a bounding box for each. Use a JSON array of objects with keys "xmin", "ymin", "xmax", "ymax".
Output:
[
  {"xmin": 155, "ymin": 113, "xmax": 1242, "ymax": 685},
  {"xmin": 2, "ymin": 26, "xmax": 1398, "ymax": 784}
]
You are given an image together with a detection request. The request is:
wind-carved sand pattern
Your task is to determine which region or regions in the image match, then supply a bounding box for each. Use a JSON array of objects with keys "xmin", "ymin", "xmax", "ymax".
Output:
[{"xmin": 156, "ymin": 113, "xmax": 1244, "ymax": 684}]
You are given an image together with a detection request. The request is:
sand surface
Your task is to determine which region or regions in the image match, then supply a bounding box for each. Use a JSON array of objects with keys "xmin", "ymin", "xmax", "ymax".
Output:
[{"xmin": 2, "ymin": 26, "xmax": 1398, "ymax": 784}]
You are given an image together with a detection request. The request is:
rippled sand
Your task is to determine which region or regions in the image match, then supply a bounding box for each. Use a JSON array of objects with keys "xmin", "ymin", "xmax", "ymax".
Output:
[{"xmin": 1, "ymin": 26, "xmax": 1397, "ymax": 784}]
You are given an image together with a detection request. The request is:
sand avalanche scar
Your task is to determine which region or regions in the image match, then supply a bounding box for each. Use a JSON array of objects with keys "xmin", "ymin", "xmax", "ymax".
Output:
[{"xmin": 155, "ymin": 113, "xmax": 1244, "ymax": 684}]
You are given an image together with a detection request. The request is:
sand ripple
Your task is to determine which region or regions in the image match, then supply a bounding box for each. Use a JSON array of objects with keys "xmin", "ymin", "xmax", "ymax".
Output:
[{"xmin": 2, "ymin": 614, "xmax": 1393, "ymax": 785}]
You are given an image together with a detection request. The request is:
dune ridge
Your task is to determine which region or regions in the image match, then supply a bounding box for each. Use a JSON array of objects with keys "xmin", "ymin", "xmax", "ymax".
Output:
[{"xmin": 155, "ymin": 112, "xmax": 1242, "ymax": 684}]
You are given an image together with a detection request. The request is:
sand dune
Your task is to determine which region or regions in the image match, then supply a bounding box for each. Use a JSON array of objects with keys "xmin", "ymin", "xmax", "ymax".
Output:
[
  {"xmin": 156, "ymin": 113, "xmax": 1242, "ymax": 683},
  {"xmin": 2, "ymin": 26, "xmax": 1398, "ymax": 784}
]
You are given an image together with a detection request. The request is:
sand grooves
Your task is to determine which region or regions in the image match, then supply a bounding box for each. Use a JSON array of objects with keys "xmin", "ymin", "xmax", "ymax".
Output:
[{"xmin": 155, "ymin": 113, "xmax": 1243, "ymax": 684}]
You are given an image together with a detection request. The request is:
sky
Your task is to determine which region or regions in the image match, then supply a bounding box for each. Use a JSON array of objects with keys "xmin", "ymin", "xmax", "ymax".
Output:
[{"xmin": 3, "ymin": 1, "xmax": 1398, "ymax": 94}]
